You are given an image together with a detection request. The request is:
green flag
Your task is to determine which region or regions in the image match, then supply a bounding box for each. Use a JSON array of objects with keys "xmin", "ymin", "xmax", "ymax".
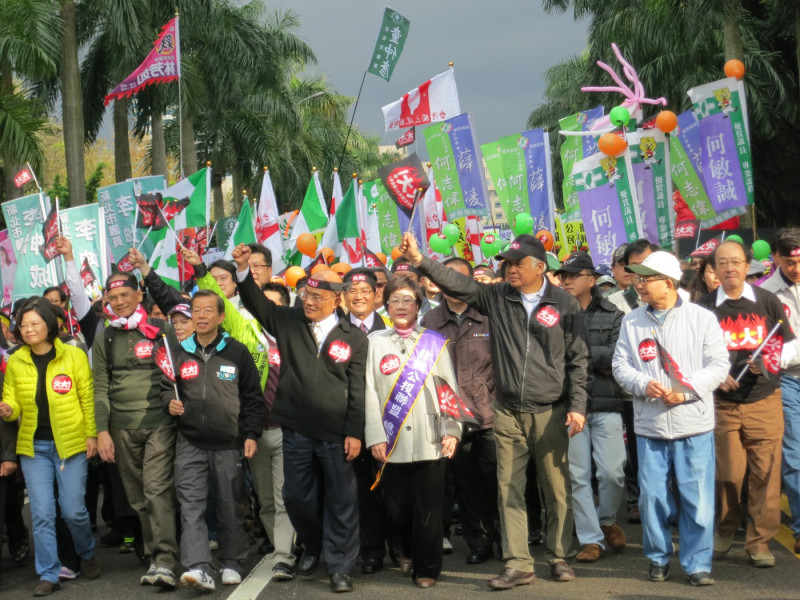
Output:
[
  {"xmin": 224, "ymin": 201, "xmax": 257, "ymax": 259},
  {"xmin": 366, "ymin": 8, "xmax": 410, "ymax": 81},
  {"xmin": 162, "ymin": 168, "xmax": 210, "ymax": 229}
]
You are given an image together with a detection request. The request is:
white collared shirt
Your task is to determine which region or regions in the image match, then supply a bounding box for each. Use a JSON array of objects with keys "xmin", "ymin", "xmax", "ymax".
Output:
[
  {"xmin": 350, "ymin": 311, "xmax": 375, "ymax": 333},
  {"xmin": 520, "ymin": 279, "xmax": 547, "ymax": 318},
  {"xmin": 311, "ymin": 312, "xmax": 339, "ymax": 351}
]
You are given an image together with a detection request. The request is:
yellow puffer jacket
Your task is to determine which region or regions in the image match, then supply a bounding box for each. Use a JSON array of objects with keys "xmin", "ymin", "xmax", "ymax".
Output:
[{"xmin": 2, "ymin": 338, "xmax": 95, "ymax": 458}]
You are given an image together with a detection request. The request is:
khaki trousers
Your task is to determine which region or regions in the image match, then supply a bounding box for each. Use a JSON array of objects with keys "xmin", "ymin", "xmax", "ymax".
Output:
[{"xmin": 494, "ymin": 400, "xmax": 576, "ymax": 571}]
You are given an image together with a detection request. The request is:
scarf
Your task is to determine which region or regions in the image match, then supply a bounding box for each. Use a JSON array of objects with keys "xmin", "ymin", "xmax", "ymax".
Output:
[
  {"xmin": 105, "ymin": 304, "xmax": 161, "ymax": 340},
  {"xmin": 394, "ymin": 320, "xmax": 417, "ymax": 338}
]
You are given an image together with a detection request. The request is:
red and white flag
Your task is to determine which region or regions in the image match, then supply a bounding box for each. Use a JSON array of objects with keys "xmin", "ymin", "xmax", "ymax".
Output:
[
  {"xmin": 420, "ymin": 167, "xmax": 445, "ymax": 261},
  {"xmin": 255, "ymin": 168, "xmax": 287, "ymax": 273},
  {"xmin": 14, "ymin": 165, "xmax": 34, "ymax": 188},
  {"xmin": 381, "ymin": 69, "xmax": 460, "ymax": 133}
]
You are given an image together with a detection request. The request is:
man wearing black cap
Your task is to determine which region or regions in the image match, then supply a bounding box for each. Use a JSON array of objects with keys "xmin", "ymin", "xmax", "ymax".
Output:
[
  {"xmin": 399, "ymin": 232, "xmax": 590, "ymax": 587},
  {"xmin": 557, "ymin": 252, "xmax": 626, "ymax": 563}
]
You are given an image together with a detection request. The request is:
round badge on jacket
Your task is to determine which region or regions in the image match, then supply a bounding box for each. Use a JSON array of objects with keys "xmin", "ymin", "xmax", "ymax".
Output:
[
  {"xmin": 51, "ymin": 374, "xmax": 73, "ymax": 395},
  {"xmin": 180, "ymin": 360, "xmax": 200, "ymax": 379},
  {"xmin": 536, "ymin": 305, "xmax": 561, "ymax": 328},
  {"xmin": 379, "ymin": 354, "xmax": 401, "ymax": 375},
  {"xmin": 638, "ymin": 339, "xmax": 658, "ymax": 362},
  {"xmin": 328, "ymin": 340, "xmax": 352, "ymax": 363},
  {"xmin": 134, "ymin": 340, "xmax": 154, "ymax": 359}
]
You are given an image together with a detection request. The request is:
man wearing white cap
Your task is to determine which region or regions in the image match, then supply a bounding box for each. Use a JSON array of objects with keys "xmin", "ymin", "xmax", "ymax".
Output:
[{"xmin": 612, "ymin": 251, "xmax": 729, "ymax": 587}]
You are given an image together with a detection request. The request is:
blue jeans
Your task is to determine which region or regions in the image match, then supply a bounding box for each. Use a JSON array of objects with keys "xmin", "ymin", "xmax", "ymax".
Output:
[
  {"xmin": 637, "ymin": 432, "xmax": 714, "ymax": 575},
  {"xmin": 568, "ymin": 411, "xmax": 626, "ymax": 547},
  {"xmin": 781, "ymin": 374, "xmax": 800, "ymax": 538},
  {"xmin": 20, "ymin": 441, "xmax": 95, "ymax": 583}
]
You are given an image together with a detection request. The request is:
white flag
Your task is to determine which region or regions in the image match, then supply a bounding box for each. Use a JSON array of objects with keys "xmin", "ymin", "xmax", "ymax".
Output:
[
  {"xmin": 255, "ymin": 169, "xmax": 287, "ymax": 273},
  {"xmin": 381, "ymin": 69, "xmax": 460, "ymax": 133}
]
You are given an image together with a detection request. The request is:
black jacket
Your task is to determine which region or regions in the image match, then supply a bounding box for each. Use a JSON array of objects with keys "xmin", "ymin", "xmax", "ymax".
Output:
[
  {"xmin": 416, "ymin": 257, "xmax": 590, "ymax": 415},
  {"xmin": 581, "ymin": 288, "xmax": 624, "ymax": 413},
  {"xmin": 161, "ymin": 332, "xmax": 264, "ymax": 450},
  {"xmin": 237, "ymin": 270, "xmax": 367, "ymax": 442},
  {"xmin": 144, "ymin": 269, "xmax": 185, "ymax": 316}
]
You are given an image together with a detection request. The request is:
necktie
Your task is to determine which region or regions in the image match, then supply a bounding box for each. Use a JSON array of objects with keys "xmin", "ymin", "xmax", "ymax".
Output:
[
  {"xmin": 360, "ymin": 323, "xmax": 369, "ymax": 334},
  {"xmin": 312, "ymin": 323, "xmax": 324, "ymax": 347}
]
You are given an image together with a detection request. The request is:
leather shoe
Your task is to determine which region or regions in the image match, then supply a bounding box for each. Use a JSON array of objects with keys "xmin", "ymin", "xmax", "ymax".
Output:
[
  {"xmin": 415, "ymin": 577, "xmax": 436, "ymax": 588},
  {"xmin": 649, "ymin": 562, "xmax": 670, "ymax": 582},
  {"xmin": 297, "ymin": 552, "xmax": 320, "ymax": 576},
  {"xmin": 487, "ymin": 567, "xmax": 535, "ymax": 590},
  {"xmin": 33, "ymin": 580, "xmax": 60, "ymax": 596},
  {"xmin": 527, "ymin": 529, "xmax": 544, "ymax": 545},
  {"xmin": 330, "ymin": 573, "xmax": 353, "ymax": 593},
  {"xmin": 601, "ymin": 523, "xmax": 627, "ymax": 551},
  {"xmin": 576, "ymin": 543, "xmax": 602, "ymax": 563},
  {"xmin": 550, "ymin": 561, "xmax": 575, "ymax": 582},
  {"xmin": 361, "ymin": 557, "xmax": 383, "ymax": 574},
  {"xmin": 688, "ymin": 571, "xmax": 715, "ymax": 586},
  {"xmin": 398, "ymin": 555, "xmax": 412, "ymax": 575},
  {"xmin": 466, "ymin": 549, "xmax": 491, "ymax": 565}
]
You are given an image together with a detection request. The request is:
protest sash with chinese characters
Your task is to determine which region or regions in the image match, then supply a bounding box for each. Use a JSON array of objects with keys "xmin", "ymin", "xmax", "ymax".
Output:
[
  {"xmin": 686, "ymin": 77, "xmax": 753, "ymax": 218},
  {"xmin": 424, "ymin": 113, "xmax": 490, "ymax": 220},
  {"xmin": 372, "ymin": 329, "xmax": 447, "ymax": 489},
  {"xmin": 628, "ymin": 129, "xmax": 674, "ymax": 250},
  {"xmin": 573, "ymin": 152, "xmax": 642, "ymax": 264}
]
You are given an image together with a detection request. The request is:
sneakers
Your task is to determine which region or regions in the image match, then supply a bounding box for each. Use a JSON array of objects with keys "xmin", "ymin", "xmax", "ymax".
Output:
[
  {"xmin": 209, "ymin": 539, "xmax": 219, "ymax": 551},
  {"xmin": 140, "ymin": 564, "xmax": 157, "ymax": 586},
  {"xmin": 119, "ymin": 536, "xmax": 136, "ymax": 554},
  {"xmin": 221, "ymin": 568, "xmax": 242, "ymax": 585},
  {"xmin": 180, "ymin": 569, "xmax": 216, "ymax": 591},
  {"xmin": 688, "ymin": 571, "xmax": 715, "ymax": 586},
  {"xmin": 748, "ymin": 552, "xmax": 776, "ymax": 568},
  {"xmin": 649, "ymin": 562, "xmax": 670, "ymax": 582},
  {"xmin": 272, "ymin": 562, "xmax": 294, "ymax": 581},
  {"xmin": 152, "ymin": 567, "xmax": 177, "ymax": 588},
  {"xmin": 601, "ymin": 523, "xmax": 627, "ymax": 551},
  {"xmin": 442, "ymin": 538, "xmax": 454, "ymax": 555},
  {"xmin": 59, "ymin": 566, "xmax": 80, "ymax": 581},
  {"xmin": 713, "ymin": 530, "xmax": 734, "ymax": 557}
]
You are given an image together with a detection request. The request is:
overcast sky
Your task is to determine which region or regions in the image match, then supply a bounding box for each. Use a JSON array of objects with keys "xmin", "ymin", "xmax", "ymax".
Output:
[{"xmin": 282, "ymin": 1, "xmax": 587, "ymax": 148}]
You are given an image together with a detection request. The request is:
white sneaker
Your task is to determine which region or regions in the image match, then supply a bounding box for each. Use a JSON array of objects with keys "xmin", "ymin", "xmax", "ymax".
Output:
[
  {"xmin": 59, "ymin": 566, "xmax": 80, "ymax": 580},
  {"xmin": 180, "ymin": 569, "xmax": 216, "ymax": 591},
  {"xmin": 221, "ymin": 568, "xmax": 242, "ymax": 585},
  {"xmin": 209, "ymin": 539, "xmax": 219, "ymax": 551},
  {"xmin": 140, "ymin": 563, "xmax": 157, "ymax": 585},
  {"xmin": 443, "ymin": 538, "xmax": 454, "ymax": 555}
]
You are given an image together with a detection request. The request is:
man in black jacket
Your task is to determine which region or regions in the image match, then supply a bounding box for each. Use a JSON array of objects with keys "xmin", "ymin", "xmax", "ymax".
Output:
[
  {"xmin": 162, "ymin": 290, "xmax": 264, "ymax": 592},
  {"xmin": 231, "ymin": 244, "xmax": 367, "ymax": 594},
  {"xmin": 399, "ymin": 232, "xmax": 590, "ymax": 587},
  {"xmin": 557, "ymin": 251, "xmax": 627, "ymax": 563}
]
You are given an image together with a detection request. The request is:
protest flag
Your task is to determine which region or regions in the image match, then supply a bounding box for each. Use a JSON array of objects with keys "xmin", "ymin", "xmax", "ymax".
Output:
[
  {"xmin": 255, "ymin": 167, "xmax": 287, "ymax": 273},
  {"xmin": 434, "ymin": 375, "xmax": 478, "ymax": 426},
  {"xmin": 136, "ymin": 193, "xmax": 169, "ymax": 229},
  {"xmin": 14, "ymin": 165, "xmax": 35, "ymax": 188},
  {"xmin": 674, "ymin": 219, "xmax": 701, "ymax": 240},
  {"xmin": 367, "ymin": 8, "xmax": 410, "ymax": 82},
  {"xmin": 654, "ymin": 338, "xmax": 699, "ymax": 396},
  {"xmin": 80, "ymin": 258, "xmax": 96, "ymax": 287},
  {"xmin": 378, "ymin": 153, "xmax": 430, "ymax": 218},
  {"xmin": 42, "ymin": 204, "xmax": 60, "ymax": 261},
  {"xmin": 319, "ymin": 175, "xmax": 361, "ymax": 264},
  {"xmin": 160, "ymin": 168, "xmax": 209, "ymax": 229},
  {"xmin": 382, "ymin": 68, "xmax": 460, "ymax": 133},
  {"xmin": 395, "ymin": 127, "xmax": 415, "ymax": 148},
  {"xmin": 690, "ymin": 233, "xmax": 724, "ymax": 258}
]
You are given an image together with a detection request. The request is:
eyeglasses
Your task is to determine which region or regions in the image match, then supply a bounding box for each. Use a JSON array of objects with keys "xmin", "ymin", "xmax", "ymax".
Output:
[
  {"xmin": 387, "ymin": 297, "xmax": 417, "ymax": 308},
  {"xmin": 716, "ymin": 259, "xmax": 747, "ymax": 268},
  {"xmin": 562, "ymin": 272, "xmax": 594, "ymax": 280},
  {"xmin": 634, "ymin": 275, "xmax": 667, "ymax": 285},
  {"xmin": 212, "ymin": 274, "xmax": 232, "ymax": 283},
  {"xmin": 19, "ymin": 321, "xmax": 45, "ymax": 331},
  {"xmin": 108, "ymin": 291, "xmax": 135, "ymax": 303},
  {"xmin": 298, "ymin": 290, "xmax": 335, "ymax": 304},
  {"xmin": 345, "ymin": 288, "xmax": 374, "ymax": 298},
  {"xmin": 250, "ymin": 263, "xmax": 270, "ymax": 270}
]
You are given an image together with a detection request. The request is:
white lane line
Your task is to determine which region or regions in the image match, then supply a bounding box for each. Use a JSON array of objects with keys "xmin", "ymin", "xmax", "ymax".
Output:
[{"xmin": 227, "ymin": 555, "xmax": 274, "ymax": 600}]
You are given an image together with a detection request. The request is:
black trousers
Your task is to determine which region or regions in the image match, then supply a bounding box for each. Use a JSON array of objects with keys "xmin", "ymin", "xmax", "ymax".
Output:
[
  {"xmin": 622, "ymin": 401, "xmax": 640, "ymax": 507},
  {"xmin": 282, "ymin": 428, "xmax": 359, "ymax": 575},
  {"xmin": 353, "ymin": 449, "xmax": 387, "ymax": 561},
  {"xmin": 382, "ymin": 459, "xmax": 446, "ymax": 581},
  {"xmin": 452, "ymin": 428, "xmax": 499, "ymax": 553}
]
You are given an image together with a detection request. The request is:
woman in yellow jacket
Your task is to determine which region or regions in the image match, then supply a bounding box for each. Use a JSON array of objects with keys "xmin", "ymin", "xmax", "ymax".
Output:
[{"xmin": 0, "ymin": 298, "xmax": 99, "ymax": 596}]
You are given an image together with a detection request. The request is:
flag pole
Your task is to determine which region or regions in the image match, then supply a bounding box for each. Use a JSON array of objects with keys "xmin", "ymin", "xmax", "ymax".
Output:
[
  {"xmin": 405, "ymin": 188, "xmax": 423, "ymax": 236},
  {"xmin": 175, "ymin": 11, "xmax": 184, "ymax": 180},
  {"xmin": 337, "ymin": 71, "xmax": 367, "ymax": 171}
]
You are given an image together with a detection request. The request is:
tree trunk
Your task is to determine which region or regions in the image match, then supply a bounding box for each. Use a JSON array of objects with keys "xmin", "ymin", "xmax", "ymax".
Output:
[
  {"xmin": 1, "ymin": 58, "xmax": 20, "ymax": 202},
  {"xmin": 113, "ymin": 99, "xmax": 132, "ymax": 182},
  {"xmin": 722, "ymin": 11, "xmax": 744, "ymax": 61},
  {"xmin": 231, "ymin": 167, "xmax": 243, "ymax": 215},
  {"xmin": 60, "ymin": 0, "xmax": 85, "ymax": 205},
  {"xmin": 181, "ymin": 116, "xmax": 196, "ymax": 176},
  {"xmin": 151, "ymin": 112, "xmax": 168, "ymax": 179},
  {"xmin": 212, "ymin": 169, "xmax": 224, "ymax": 220}
]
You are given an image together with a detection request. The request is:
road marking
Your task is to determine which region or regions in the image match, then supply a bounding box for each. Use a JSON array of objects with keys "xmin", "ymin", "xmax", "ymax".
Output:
[
  {"xmin": 227, "ymin": 555, "xmax": 273, "ymax": 600},
  {"xmin": 779, "ymin": 493, "xmax": 800, "ymax": 559}
]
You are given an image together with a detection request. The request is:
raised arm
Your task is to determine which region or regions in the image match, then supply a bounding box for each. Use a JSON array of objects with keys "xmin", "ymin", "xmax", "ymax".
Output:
[{"xmin": 129, "ymin": 247, "xmax": 184, "ymax": 315}]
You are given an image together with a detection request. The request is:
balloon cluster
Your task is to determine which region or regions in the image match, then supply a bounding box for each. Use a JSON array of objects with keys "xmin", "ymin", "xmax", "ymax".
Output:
[{"xmin": 428, "ymin": 223, "xmax": 461, "ymax": 254}]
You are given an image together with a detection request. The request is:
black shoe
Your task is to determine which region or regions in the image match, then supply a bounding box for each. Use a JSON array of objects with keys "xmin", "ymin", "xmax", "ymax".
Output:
[
  {"xmin": 272, "ymin": 562, "xmax": 294, "ymax": 581},
  {"xmin": 454, "ymin": 524, "xmax": 464, "ymax": 536},
  {"xmin": 688, "ymin": 571, "xmax": 715, "ymax": 586},
  {"xmin": 649, "ymin": 562, "xmax": 670, "ymax": 582},
  {"xmin": 258, "ymin": 540, "xmax": 275, "ymax": 555},
  {"xmin": 388, "ymin": 545, "xmax": 401, "ymax": 567},
  {"xmin": 527, "ymin": 529, "xmax": 544, "ymax": 546},
  {"xmin": 330, "ymin": 573, "xmax": 353, "ymax": 593},
  {"xmin": 466, "ymin": 550, "xmax": 491, "ymax": 565},
  {"xmin": 10, "ymin": 538, "xmax": 29, "ymax": 563},
  {"xmin": 297, "ymin": 552, "xmax": 320, "ymax": 576},
  {"xmin": 361, "ymin": 557, "xmax": 383, "ymax": 574}
]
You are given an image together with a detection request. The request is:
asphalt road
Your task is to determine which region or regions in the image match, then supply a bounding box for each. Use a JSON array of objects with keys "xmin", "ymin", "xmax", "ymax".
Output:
[{"xmin": 3, "ymin": 495, "xmax": 800, "ymax": 600}]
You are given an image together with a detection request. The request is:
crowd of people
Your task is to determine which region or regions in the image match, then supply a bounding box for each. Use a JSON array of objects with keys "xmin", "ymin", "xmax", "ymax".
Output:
[{"xmin": 1, "ymin": 226, "xmax": 800, "ymax": 596}]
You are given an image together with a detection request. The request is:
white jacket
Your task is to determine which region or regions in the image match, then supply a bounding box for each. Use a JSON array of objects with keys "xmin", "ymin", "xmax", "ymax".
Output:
[
  {"xmin": 612, "ymin": 298, "xmax": 730, "ymax": 440},
  {"xmin": 761, "ymin": 269, "xmax": 800, "ymax": 376}
]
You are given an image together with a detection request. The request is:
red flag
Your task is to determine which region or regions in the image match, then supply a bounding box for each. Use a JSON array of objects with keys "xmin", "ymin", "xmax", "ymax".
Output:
[
  {"xmin": 655, "ymin": 338, "xmax": 699, "ymax": 396},
  {"xmin": 377, "ymin": 153, "xmax": 430, "ymax": 218},
  {"xmin": 433, "ymin": 375, "xmax": 479, "ymax": 426},
  {"xmin": 154, "ymin": 344, "xmax": 175, "ymax": 382},
  {"xmin": 58, "ymin": 280, "xmax": 70, "ymax": 299},
  {"xmin": 674, "ymin": 219, "xmax": 701, "ymax": 240},
  {"xmin": 304, "ymin": 253, "xmax": 327, "ymax": 276},
  {"xmin": 14, "ymin": 166, "xmax": 34, "ymax": 188},
  {"xmin": 395, "ymin": 127, "xmax": 415, "ymax": 149},
  {"xmin": 104, "ymin": 18, "xmax": 180, "ymax": 105},
  {"xmin": 690, "ymin": 234, "xmax": 723, "ymax": 258},
  {"xmin": 760, "ymin": 334, "xmax": 783, "ymax": 385},
  {"xmin": 42, "ymin": 206, "xmax": 59, "ymax": 261},
  {"xmin": 80, "ymin": 258, "xmax": 97, "ymax": 287},
  {"xmin": 158, "ymin": 195, "xmax": 190, "ymax": 222},
  {"xmin": 136, "ymin": 193, "xmax": 168, "ymax": 230},
  {"xmin": 362, "ymin": 248, "xmax": 383, "ymax": 268}
]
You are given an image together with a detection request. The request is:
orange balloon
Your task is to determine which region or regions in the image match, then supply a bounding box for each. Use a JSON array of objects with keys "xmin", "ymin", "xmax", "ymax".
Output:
[
  {"xmin": 598, "ymin": 132, "xmax": 627, "ymax": 156},
  {"xmin": 269, "ymin": 276, "xmax": 286, "ymax": 285},
  {"xmin": 319, "ymin": 247, "xmax": 335, "ymax": 265},
  {"xmin": 656, "ymin": 110, "xmax": 678, "ymax": 133},
  {"xmin": 724, "ymin": 59, "xmax": 745, "ymax": 80},
  {"xmin": 296, "ymin": 233, "xmax": 317, "ymax": 258},
  {"xmin": 390, "ymin": 247, "xmax": 402, "ymax": 261},
  {"xmin": 285, "ymin": 266, "xmax": 307, "ymax": 288},
  {"xmin": 376, "ymin": 252, "xmax": 387, "ymax": 265},
  {"xmin": 535, "ymin": 230, "xmax": 555, "ymax": 251},
  {"xmin": 330, "ymin": 262, "xmax": 352, "ymax": 275},
  {"xmin": 311, "ymin": 263, "xmax": 328, "ymax": 275}
]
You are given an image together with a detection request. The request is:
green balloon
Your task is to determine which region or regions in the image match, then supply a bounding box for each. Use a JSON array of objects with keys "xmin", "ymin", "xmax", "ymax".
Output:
[
  {"xmin": 443, "ymin": 223, "xmax": 461, "ymax": 245},
  {"xmin": 513, "ymin": 212, "xmax": 534, "ymax": 236},
  {"xmin": 752, "ymin": 239, "xmax": 771, "ymax": 261},
  {"xmin": 428, "ymin": 233, "xmax": 451, "ymax": 254},
  {"xmin": 726, "ymin": 234, "xmax": 744, "ymax": 245},
  {"xmin": 609, "ymin": 106, "xmax": 631, "ymax": 127},
  {"xmin": 480, "ymin": 233, "xmax": 502, "ymax": 257}
]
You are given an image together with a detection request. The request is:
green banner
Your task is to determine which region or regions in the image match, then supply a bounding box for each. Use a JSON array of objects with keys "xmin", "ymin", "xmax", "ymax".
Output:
[
  {"xmin": 559, "ymin": 106, "xmax": 603, "ymax": 221},
  {"xmin": 366, "ymin": 8, "xmax": 409, "ymax": 82},
  {"xmin": 363, "ymin": 179, "xmax": 402, "ymax": 255},
  {"xmin": 424, "ymin": 122, "xmax": 467, "ymax": 220},
  {"xmin": 480, "ymin": 141, "xmax": 512, "ymax": 224},
  {"xmin": 497, "ymin": 135, "xmax": 528, "ymax": 220},
  {"xmin": 1, "ymin": 193, "xmax": 56, "ymax": 300}
]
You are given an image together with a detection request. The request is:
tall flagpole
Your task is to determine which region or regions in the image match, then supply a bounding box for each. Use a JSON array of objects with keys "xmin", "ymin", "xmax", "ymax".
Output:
[
  {"xmin": 337, "ymin": 71, "xmax": 367, "ymax": 171},
  {"xmin": 175, "ymin": 10, "xmax": 184, "ymax": 180}
]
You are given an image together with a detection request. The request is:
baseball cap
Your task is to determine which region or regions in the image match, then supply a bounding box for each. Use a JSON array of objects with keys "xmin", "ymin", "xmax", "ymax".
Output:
[
  {"xmin": 496, "ymin": 234, "xmax": 547, "ymax": 263},
  {"xmin": 556, "ymin": 250, "xmax": 594, "ymax": 275},
  {"xmin": 612, "ymin": 244, "xmax": 628, "ymax": 265},
  {"xmin": 625, "ymin": 251, "xmax": 682, "ymax": 281},
  {"xmin": 596, "ymin": 275, "xmax": 616, "ymax": 288},
  {"xmin": 168, "ymin": 303, "xmax": 192, "ymax": 319},
  {"xmin": 747, "ymin": 259, "xmax": 766, "ymax": 277},
  {"xmin": 594, "ymin": 263, "xmax": 613, "ymax": 277}
]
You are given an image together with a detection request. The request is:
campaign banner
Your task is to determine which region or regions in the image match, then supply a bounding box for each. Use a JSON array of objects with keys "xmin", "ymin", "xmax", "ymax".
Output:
[
  {"xmin": 628, "ymin": 129, "xmax": 674, "ymax": 249},
  {"xmin": 424, "ymin": 113, "xmax": 490, "ymax": 221},
  {"xmin": 367, "ymin": 7, "xmax": 410, "ymax": 82},
  {"xmin": 1, "ymin": 193, "xmax": 56, "ymax": 299},
  {"xmin": 363, "ymin": 178, "xmax": 422, "ymax": 256},
  {"xmin": 59, "ymin": 204, "xmax": 107, "ymax": 290},
  {"xmin": 554, "ymin": 216, "xmax": 588, "ymax": 260},
  {"xmin": 97, "ymin": 181, "xmax": 137, "ymax": 264},
  {"xmin": 0, "ymin": 230, "xmax": 18, "ymax": 306},
  {"xmin": 129, "ymin": 175, "xmax": 167, "ymax": 196},
  {"xmin": 559, "ymin": 106, "xmax": 604, "ymax": 221},
  {"xmin": 687, "ymin": 77, "xmax": 753, "ymax": 216},
  {"xmin": 573, "ymin": 152, "xmax": 642, "ymax": 265}
]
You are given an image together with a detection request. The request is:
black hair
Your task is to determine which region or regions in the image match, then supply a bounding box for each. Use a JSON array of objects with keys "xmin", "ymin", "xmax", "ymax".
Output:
[
  {"xmin": 713, "ymin": 240, "xmax": 753, "ymax": 265},
  {"xmin": 689, "ymin": 253, "xmax": 717, "ymax": 302},
  {"xmin": 105, "ymin": 272, "xmax": 139, "ymax": 290},
  {"xmin": 208, "ymin": 260, "xmax": 237, "ymax": 280},
  {"xmin": 773, "ymin": 228, "xmax": 800, "ymax": 257},
  {"xmin": 443, "ymin": 256, "xmax": 473, "ymax": 276},
  {"xmin": 623, "ymin": 240, "xmax": 661, "ymax": 265},
  {"xmin": 247, "ymin": 243, "xmax": 272, "ymax": 267},
  {"xmin": 190, "ymin": 289, "xmax": 225, "ymax": 314},
  {"xmin": 13, "ymin": 298, "xmax": 60, "ymax": 344},
  {"xmin": 43, "ymin": 286, "xmax": 67, "ymax": 303},
  {"xmin": 383, "ymin": 277, "xmax": 423, "ymax": 310},
  {"xmin": 262, "ymin": 282, "xmax": 290, "ymax": 306}
]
